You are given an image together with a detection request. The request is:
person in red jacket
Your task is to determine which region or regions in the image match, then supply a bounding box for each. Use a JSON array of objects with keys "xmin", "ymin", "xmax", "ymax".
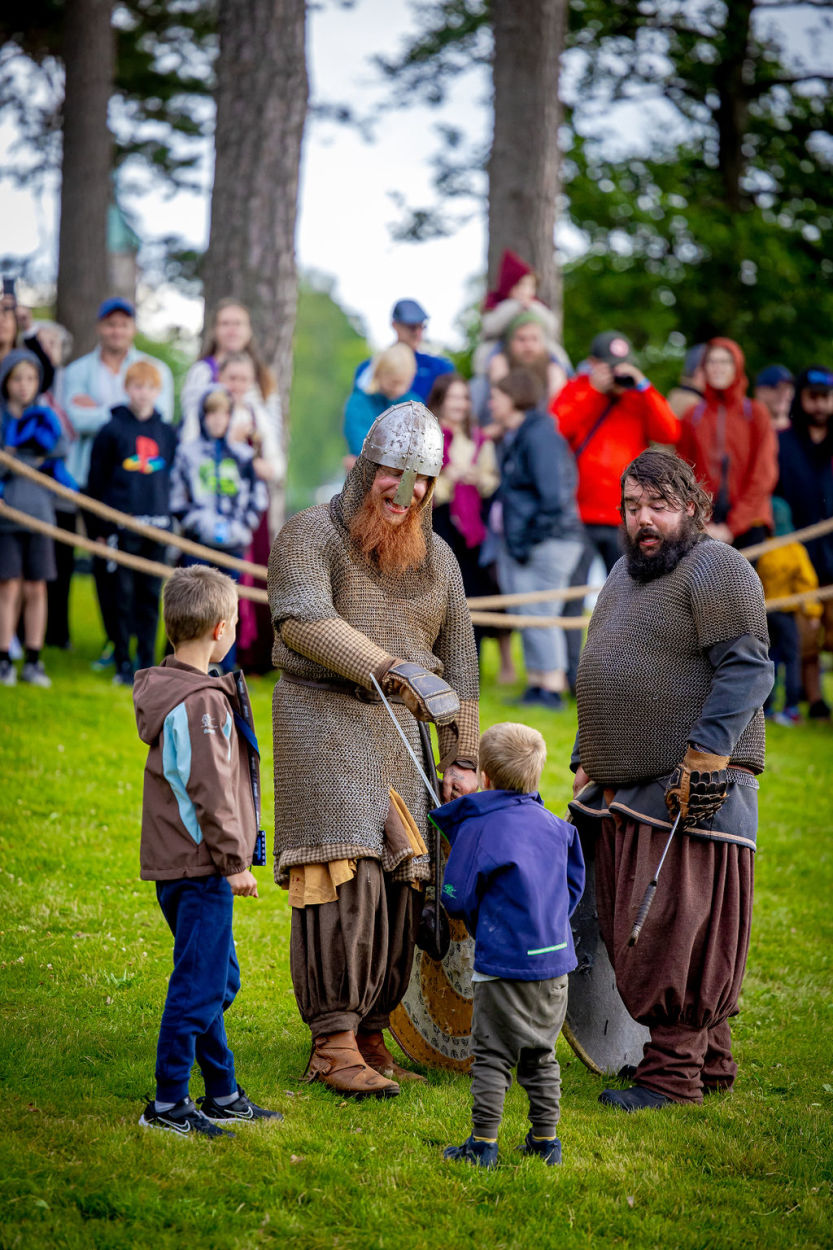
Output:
[
  {"xmin": 677, "ymin": 337, "xmax": 778, "ymax": 549},
  {"xmin": 550, "ymin": 330, "xmax": 681, "ymax": 689}
]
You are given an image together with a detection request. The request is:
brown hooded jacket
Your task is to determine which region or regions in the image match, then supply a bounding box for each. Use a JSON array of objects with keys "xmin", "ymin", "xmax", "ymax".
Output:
[{"xmin": 133, "ymin": 657, "xmax": 257, "ymax": 880}]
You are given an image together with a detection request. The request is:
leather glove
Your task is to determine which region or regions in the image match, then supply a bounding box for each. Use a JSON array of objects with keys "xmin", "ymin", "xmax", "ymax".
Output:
[
  {"xmin": 382, "ymin": 660, "xmax": 460, "ymax": 726},
  {"xmin": 665, "ymin": 746, "xmax": 730, "ymax": 825}
]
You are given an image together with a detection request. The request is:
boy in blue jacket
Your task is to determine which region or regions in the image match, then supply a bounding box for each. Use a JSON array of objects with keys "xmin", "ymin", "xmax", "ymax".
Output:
[{"xmin": 432, "ymin": 722, "xmax": 585, "ymax": 1169}]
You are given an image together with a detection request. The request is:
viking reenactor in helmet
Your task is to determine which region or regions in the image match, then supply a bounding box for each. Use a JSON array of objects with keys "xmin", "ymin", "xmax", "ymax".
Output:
[
  {"xmin": 268, "ymin": 401, "xmax": 480, "ymax": 1098},
  {"xmin": 570, "ymin": 450, "xmax": 773, "ymax": 1111}
]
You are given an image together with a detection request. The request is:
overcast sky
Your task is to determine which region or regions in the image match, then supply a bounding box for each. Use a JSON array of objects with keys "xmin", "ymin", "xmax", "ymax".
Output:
[{"xmin": 0, "ymin": 0, "xmax": 824, "ymax": 353}]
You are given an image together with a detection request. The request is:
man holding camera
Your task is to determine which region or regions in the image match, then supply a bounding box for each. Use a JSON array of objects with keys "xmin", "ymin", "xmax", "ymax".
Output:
[{"xmin": 550, "ymin": 331, "xmax": 681, "ymax": 688}]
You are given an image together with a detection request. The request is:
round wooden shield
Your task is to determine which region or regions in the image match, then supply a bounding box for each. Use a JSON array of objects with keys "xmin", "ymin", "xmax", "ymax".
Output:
[
  {"xmin": 563, "ymin": 830, "xmax": 650, "ymax": 1077},
  {"xmin": 389, "ymin": 911, "xmax": 474, "ymax": 1073},
  {"xmin": 392, "ymin": 816, "xmax": 650, "ymax": 1077}
]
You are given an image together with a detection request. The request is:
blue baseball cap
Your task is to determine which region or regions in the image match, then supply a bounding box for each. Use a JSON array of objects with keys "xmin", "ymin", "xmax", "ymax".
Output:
[
  {"xmin": 392, "ymin": 298, "xmax": 428, "ymax": 325},
  {"xmin": 97, "ymin": 296, "xmax": 136, "ymax": 320},
  {"xmin": 755, "ymin": 364, "xmax": 793, "ymax": 387}
]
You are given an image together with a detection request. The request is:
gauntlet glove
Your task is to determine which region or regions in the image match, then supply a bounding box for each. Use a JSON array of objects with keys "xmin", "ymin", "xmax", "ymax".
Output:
[
  {"xmin": 665, "ymin": 746, "xmax": 730, "ymax": 825},
  {"xmin": 382, "ymin": 661, "xmax": 460, "ymax": 726}
]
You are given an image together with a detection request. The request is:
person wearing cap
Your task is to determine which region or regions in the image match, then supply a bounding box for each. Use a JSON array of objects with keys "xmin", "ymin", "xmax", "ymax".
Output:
[
  {"xmin": 352, "ymin": 299, "xmax": 454, "ymax": 403},
  {"xmin": 775, "ymin": 365, "xmax": 833, "ymax": 720},
  {"xmin": 58, "ymin": 299, "xmax": 174, "ymax": 662},
  {"xmin": 667, "ymin": 344, "xmax": 707, "ymax": 419},
  {"xmin": 267, "ymin": 400, "xmax": 480, "ymax": 1098},
  {"xmin": 551, "ymin": 330, "xmax": 681, "ymax": 690},
  {"xmin": 754, "ymin": 365, "xmax": 794, "ymax": 432}
]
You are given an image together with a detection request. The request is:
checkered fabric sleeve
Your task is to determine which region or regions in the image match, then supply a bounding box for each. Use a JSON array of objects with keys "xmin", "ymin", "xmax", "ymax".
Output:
[{"xmin": 280, "ymin": 617, "xmax": 393, "ymax": 689}]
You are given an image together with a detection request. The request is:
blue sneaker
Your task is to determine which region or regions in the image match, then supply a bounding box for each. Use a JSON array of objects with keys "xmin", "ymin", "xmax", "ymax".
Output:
[
  {"xmin": 443, "ymin": 1135, "xmax": 498, "ymax": 1169},
  {"xmin": 519, "ymin": 1130, "xmax": 562, "ymax": 1165}
]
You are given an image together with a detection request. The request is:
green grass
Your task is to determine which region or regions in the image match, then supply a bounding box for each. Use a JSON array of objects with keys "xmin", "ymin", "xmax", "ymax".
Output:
[{"xmin": 1, "ymin": 576, "xmax": 831, "ymax": 1250}]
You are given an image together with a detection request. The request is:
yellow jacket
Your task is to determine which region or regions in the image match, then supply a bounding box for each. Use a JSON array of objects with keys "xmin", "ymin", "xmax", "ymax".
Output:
[{"xmin": 757, "ymin": 541, "xmax": 822, "ymax": 618}]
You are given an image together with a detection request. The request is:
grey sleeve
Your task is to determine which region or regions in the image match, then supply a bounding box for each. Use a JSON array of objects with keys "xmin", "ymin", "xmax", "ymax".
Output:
[{"xmin": 689, "ymin": 635, "xmax": 774, "ymax": 757}]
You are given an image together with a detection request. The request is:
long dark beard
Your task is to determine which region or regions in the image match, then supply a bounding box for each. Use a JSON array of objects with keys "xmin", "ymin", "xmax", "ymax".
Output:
[
  {"xmin": 623, "ymin": 518, "xmax": 701, "ymax": 583},
  {"xmin": 348, "ymin": 494, "xmax": 428, "ymax": 575}
]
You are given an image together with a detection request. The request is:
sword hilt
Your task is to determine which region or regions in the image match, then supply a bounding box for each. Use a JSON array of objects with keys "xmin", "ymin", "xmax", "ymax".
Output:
[{"xmin": 628, "ymin": 880, "xmax": 657, "ymax": 947}]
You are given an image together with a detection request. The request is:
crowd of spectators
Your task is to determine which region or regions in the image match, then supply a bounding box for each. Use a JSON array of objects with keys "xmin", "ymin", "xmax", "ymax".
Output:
[
  {"xmin": 0, "ymin": 263, "xmax": 831, "ymax": 722},
  {"xmin": 0, "ymin": 289, "xmax": 279, "ymax": 687}
]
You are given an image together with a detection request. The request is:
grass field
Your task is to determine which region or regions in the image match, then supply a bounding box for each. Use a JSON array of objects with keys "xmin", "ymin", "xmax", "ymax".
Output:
[{"xmin": 1, "ymin": 575, "xmax": 831, "ymax": 1250}]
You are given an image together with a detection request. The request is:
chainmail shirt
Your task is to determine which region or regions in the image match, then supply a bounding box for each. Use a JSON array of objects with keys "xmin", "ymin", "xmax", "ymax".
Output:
[
  {"xmin": 576, "ymin": 536, "xmax": 769, "ymax": 785},
  {"xmin": 267, "ymin": 454, "xmax": 480, "ymax": 883}
]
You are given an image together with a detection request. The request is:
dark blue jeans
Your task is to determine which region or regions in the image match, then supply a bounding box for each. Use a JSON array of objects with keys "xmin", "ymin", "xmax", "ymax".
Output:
[
  {"xmin": 765, "ymin": 610, "xmax": 801, "ymax": 710},
  {"xmin": 154, "ymin": 876, "xmax": 241, "ymax": 1104}
]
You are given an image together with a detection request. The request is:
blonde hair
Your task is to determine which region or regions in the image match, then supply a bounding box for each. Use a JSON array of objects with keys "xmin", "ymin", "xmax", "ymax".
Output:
[
  {"xmin": 124, "ymin": 360, "xmax": 162, "ymax": 389},
  {"xmin": 368, "ymin": 343, "xmax": 416, "ymax": 395},
  {"xmin": 163, "ymin": 566, "xmax": 238, "ymax": 646},
  {"xmin": 202, "ymin": 387, "xmax": 232, "ymax": 414},
  {"xmin": 479, "ymin": 722, "xmax": 546, "ymax": 793}
]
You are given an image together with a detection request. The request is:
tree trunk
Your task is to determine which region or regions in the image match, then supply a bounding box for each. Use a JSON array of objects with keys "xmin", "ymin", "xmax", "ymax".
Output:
[
  {"xmin": 205, "ymin": 0, "xmax": 308, "ymax": 442},
  {"xmin": 487, "ymin": 0, "xmax": 566, "ymax": 332},
  {"xmin": 714, "ymin": 0, "xmax": 754, "ymax": 213},
  {"xmin": 56, "ymin": 0, "xmax": 114, "ymax": 356}
]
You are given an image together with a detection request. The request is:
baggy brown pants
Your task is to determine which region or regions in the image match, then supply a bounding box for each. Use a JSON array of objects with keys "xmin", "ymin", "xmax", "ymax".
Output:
[
  {"xmin": 596, "ymin": 814, "xmax": 754, "ymax": 1103},
  {"xmin": 289, "ymin": 858, "xmax": 423, "ymax": 1038}
]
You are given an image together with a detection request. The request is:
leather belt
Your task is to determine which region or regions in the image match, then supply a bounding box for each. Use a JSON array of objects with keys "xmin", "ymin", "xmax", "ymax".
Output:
[{"xmin": 280, "ymin": 672, "xmax": 407, "ymax": 706}]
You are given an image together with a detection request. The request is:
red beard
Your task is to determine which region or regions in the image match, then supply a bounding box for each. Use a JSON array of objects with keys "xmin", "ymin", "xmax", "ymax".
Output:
[{"xmin": 348, "ymin": 493, "xmax": 428, "ymax": 575}]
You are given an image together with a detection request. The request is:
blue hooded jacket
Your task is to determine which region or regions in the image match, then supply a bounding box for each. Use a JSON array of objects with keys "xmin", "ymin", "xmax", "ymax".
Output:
[{"xmin": 431, "ymin": 788, "xmax": 585, "ymax": 981}]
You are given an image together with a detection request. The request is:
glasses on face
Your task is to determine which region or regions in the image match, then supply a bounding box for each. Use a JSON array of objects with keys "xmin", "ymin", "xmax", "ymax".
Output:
[{"xmin": 805, "ymin": 369, "xmax": 833, "ymax": 389}]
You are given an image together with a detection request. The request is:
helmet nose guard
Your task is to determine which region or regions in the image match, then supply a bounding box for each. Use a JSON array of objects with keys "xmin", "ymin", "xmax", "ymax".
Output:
[{"xmin": 362, "ymin": 401, "xmax": 444, "ymax": 506}]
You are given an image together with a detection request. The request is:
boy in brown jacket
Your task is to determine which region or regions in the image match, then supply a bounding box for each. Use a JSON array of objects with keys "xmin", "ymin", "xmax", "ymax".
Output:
[{"xmin": 132, "ymin": 565, "xmax": 281, "ymax": 1137}]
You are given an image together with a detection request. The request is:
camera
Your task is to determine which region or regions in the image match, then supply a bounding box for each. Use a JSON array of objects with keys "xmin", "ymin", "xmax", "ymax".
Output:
[{"xmin": 612, "ymin": 372, "xmax": 636, "ymax": 388}]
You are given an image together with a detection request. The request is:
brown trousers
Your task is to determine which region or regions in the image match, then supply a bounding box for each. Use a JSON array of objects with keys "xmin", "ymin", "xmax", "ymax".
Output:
[
  {"xmin": 596, "ymin": 814, "xmax": 754, "ymax": 1103},
  {"xmin": 289, "ymin": 858, "xmax": 423, "ymax": 1038}
]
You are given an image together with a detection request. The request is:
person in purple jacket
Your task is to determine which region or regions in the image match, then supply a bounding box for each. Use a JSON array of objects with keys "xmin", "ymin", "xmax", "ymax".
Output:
[{"xmin": 432, "ymin": 722, "xmax": 585, "ymax": 1170}]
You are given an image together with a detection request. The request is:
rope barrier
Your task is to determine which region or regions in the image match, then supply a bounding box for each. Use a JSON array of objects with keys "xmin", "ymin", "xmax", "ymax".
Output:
[
  {"xmin": 0, "ymin": 502, "xmax": 269, "ymax": 605},
  {"xmin": 2, "ymin": 448, "xmax": 832, "ymax": 621},
  {"xmin": 0, "ymin": 449, "xmax": 265, "ymax": 578}
]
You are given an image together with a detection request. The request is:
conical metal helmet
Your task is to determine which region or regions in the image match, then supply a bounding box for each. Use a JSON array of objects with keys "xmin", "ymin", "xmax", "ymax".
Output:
[{"xmin": 362, "ymin": 400, "xmax": 444, "ymax": 505}]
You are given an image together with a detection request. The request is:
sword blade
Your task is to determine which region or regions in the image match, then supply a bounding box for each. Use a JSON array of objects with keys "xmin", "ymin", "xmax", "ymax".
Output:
[{"xmin": 370, "ymin": 673, "xmax": 441, "ymax": 807}]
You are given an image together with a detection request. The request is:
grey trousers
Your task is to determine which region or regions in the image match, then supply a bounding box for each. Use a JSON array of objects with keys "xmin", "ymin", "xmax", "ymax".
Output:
[{"xmin": 470, "ymin": 975, "xmax": 569, "ymax": 1139}]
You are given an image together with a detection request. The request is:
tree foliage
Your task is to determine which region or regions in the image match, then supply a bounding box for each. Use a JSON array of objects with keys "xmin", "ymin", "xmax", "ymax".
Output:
[
  {"xmin": 374, "ymin": 0, "xmax": 833, "ymax": 376},
  {"xmin": 0, "ymin": 0, "xmax": 216, "ymax": 191},
  {"xmin": 561, "ymin": 0, "xmax": 833, "ymax": 374},
  {"xmin": 286, "ymin": 278, "xmax": 368, "ymax": 513}
]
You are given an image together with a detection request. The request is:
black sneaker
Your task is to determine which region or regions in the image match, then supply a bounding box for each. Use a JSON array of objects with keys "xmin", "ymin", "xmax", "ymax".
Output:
[
  {"xmin": 139, "ymin": 1096, "xmax": 235, "ymax": 1137},
  {"xmin": 113, "ymin": 666, "xmax": 134, "ymax": 687},
  {"xmin": 198, "ymin": 1086, "xmax": 283, "ymax": 1123}
]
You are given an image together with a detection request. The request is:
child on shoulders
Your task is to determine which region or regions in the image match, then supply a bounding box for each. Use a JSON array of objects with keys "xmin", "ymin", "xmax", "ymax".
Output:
[{"xmin": 430, "ymin": 722, "xmax": 585, "ymax": 1169}]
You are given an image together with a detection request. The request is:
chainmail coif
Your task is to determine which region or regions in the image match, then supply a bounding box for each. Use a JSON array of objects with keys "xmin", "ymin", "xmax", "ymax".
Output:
[
  {"xmin": 267, "ymin": 454, "xmax": 480, "ymax": 883},
  {"xmin": 576, "ymin": 536, "xmax": 769, "ymax": 785}
]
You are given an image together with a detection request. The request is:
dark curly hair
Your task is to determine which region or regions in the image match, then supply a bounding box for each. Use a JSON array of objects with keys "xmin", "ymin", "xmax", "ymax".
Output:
[{"xmin": 620, "ymin": 450, "xmax": 713, "ymax": 530}]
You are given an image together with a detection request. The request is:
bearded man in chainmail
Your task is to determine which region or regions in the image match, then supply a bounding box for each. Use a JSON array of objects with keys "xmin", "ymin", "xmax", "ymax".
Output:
[
  {"xmin": 569, "ymin": 449, "xmax": 773, "ymax": 1112},
  {"xmin": 267, "ymin": 401, "xmax": 480, "ymax": 1099}
]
